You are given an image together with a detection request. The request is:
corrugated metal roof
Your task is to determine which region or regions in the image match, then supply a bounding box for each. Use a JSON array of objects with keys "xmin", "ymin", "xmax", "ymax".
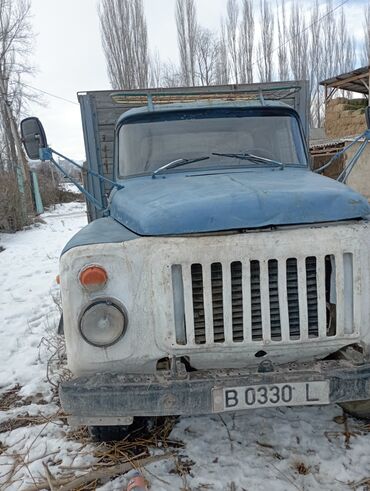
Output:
[
  {"xmin": 320, "ymin": 66, "xmax": 370, "ymax": 95},
  {"xmin": 309, "ymin": 134, "xmax": 367, "ymax": 149},
  {"xmin": 309, "ymin": 137, "xmax": 345, "ymax": 149}
]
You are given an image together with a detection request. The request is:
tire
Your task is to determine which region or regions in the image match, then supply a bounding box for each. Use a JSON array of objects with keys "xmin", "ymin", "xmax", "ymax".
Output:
[
  {"xmin": 88, "ymin": 417, "xmax": 152, "ymax": 442},
  {"xmin": 340, "ymin": 400, "xmax": 370, "ymax": 420}
]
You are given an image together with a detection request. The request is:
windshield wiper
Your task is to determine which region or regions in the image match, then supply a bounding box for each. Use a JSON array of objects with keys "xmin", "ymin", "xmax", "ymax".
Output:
[
  {"xmin": 212, "ymin": 152, "xmax": 285, "ymax": 169},
  {"xmin": 152, "ymin": 156, "xmax": 210, "ymax": 178}
]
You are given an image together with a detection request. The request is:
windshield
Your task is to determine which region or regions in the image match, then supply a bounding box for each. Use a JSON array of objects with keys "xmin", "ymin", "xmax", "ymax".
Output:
[{"xmin": 118, "ymin": 109, "xmax": 307, "ymax": 177}]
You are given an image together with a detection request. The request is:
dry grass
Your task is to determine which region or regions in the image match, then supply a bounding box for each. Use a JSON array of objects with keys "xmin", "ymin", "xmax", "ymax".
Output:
[
  {"xmin": 294, "ymin": 461, "xmax": 311, "ymax": 476},
  {"xmin": 0, "ymin": 312, "xmax": 182, "ymax": 490},
  {"xmin": 0, "ymin": 384, "xmax": 23, "ymax": 411},
  {"xmin": 0, "ymin": 388, "xmax": 178, "ymax": 489},
  {"xmin": 0, "ymin": 170, "xmax": 25, "ymax": 231},
  {"xmin": 0, "ymin": 412, "xmax": 67, "ymax": 434},
  {"xmin": 349, "ymin": 477, "xmax": 370, "ymax": 490}
]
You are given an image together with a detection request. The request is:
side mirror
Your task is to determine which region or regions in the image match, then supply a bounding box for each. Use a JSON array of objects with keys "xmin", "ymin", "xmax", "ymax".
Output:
[
  {"xmin": 365, "ymin": 106, "xmax": 370, "ymax": 130},
  {"xmin": 20, "ymin": 117, "xmax": 48, "ymax": 160}
]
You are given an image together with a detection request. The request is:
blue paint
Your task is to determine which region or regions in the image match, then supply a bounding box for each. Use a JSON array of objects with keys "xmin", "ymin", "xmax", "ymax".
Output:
[
  {"xmin": 62, "ymin": 217, "xmax": 138, "ymax": 255},
  {"xmin": 39, "ymin": 147, "xmax": 52, "ymax": 161},
  {"xmin": 110, "ymin": 167, "xmax": 370, "ymax": 236},
  {"xmin": 117, "ymin": 100, "xmax": 299, "ymax": 126}
]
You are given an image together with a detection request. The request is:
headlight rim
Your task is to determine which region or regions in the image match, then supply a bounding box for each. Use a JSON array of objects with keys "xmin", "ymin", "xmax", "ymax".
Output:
[{"xmin": 78, "ymin": 297, "xmax": 128, "ymax": 348}]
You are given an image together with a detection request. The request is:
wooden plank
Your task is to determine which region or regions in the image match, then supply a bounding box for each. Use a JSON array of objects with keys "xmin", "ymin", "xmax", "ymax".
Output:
[
  {"xmin": 96, "ymin": 108, "xmax": 127, "ymax": 125},
  {"xmin": 329, "ymin": 72, "xmax": 369, "ymax": 90},
  {"xmin": 100, "ymin": 141, "xmax": 114, "ymax": 155},
  {"xmin": 99, "ymin": 132, "xmax": 115, "ymax": 143}
]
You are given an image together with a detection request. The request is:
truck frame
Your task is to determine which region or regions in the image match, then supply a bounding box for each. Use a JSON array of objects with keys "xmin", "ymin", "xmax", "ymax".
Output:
[{"xmin": 20, "ymin": 80, "xmax": 370, "ymax": 440}]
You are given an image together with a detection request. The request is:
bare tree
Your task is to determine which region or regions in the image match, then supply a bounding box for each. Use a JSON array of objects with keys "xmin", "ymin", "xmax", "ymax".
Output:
[
  {"xmin": 149, "ymin": 50, "xmax": 163, "ymax": 87},
  {"xmin": 321, "ymin": 0, "xmax": 338, "ymax": 79},
  {"xmin": 176, "ymin": 0, "xmax": 189, "ymax": 85},
  {"xmin": 161, "ymin": 61, "xmax": 183, "ymax": 88},
  {"xmin": 256, "ymin": 0, "xmax": 274, "ymax": 82},
  {"xmin": 196, "ymin": 28, "xmax": 219, "ymax": 86},
  {"xmin": 226, "ymin": 0, "xmax": 239, "ymax": 84},
  {"xmin": 309, "ymin": 0, "xmax": 323, "ymax": 126},
  {"xmin": 99, "ymin": 0, "xmax": 149, "ymax": 89},
  {"xmin": 336, "ymin": 7, "xmax": 356, "ymax": 74},
  {"xmin": 239, "ymin": 0, "xmax": 254, "ymax": 83},
  {"xmin": 0, "ymin": 0, "xmax": 35, "ymax": 225},
  {"xmin": 362, "ymin": 1, "xmax": 370, "ymax": 66},
  {"xmin": 289, "ymin": 0, "xmax": 308, "ymax": 81},
  {"xmin": 276, "ymin": 0, "xmax": 289, "ymax": 81},
  {"xmin": 215, "ymin": 20, "xmax": 229, "ymax": 85},
  {"xmin": 176, "ymin": 0, "xmax": 198, "ymax": 86}
]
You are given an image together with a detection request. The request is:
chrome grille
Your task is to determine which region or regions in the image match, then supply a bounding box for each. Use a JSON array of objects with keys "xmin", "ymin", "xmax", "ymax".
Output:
[{"xmin": 171, "ymin": 254, "xmax": 355, "ymax": 346}]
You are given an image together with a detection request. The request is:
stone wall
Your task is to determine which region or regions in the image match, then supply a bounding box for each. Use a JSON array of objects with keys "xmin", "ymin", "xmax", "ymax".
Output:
[{"xmin": 325, "ymin": 98, "xmax": 367, "ymax": 138}]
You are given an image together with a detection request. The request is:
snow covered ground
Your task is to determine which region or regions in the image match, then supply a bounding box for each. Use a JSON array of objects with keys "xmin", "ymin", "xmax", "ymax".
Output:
[{"xmin": 0, "ymin": 202, "xmax": 370, "ymax": 490}]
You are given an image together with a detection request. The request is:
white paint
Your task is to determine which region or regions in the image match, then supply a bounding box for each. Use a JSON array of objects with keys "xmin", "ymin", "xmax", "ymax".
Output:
[{"xmin": 60, "ymin": 219, "xmax": 370, "ymax": 376}]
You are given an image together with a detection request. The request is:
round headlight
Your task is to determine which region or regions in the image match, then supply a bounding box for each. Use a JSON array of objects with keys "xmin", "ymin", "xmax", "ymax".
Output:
[{"xmin": 79, "ymin": 299, "xmax": 127, "ymax": 347}]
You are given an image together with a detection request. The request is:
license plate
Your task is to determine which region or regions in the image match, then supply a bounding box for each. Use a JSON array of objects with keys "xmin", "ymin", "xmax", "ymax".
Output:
[{"xmin": 212, "ymin": 381, "xmax": 330, "ymax": 412}]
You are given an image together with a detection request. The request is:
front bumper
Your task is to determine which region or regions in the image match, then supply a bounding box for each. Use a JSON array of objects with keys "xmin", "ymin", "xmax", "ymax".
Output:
[{"xmin": 60, "ymin": 360, "xmax": 370, "ymax": 425}]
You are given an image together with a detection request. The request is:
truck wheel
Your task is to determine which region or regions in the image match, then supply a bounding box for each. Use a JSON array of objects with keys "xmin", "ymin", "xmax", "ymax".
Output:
[
  {"xmin": 340, "ymin": 400, "xmax": 370, "ymax": 420},
  {"xmin": 88, "ymin": 417, "xmax": 149, "ymax": 442}
]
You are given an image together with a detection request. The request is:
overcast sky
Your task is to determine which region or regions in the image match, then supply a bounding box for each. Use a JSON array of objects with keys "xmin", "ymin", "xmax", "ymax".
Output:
[{"xmin": 27, "ymin": 0, "xmax": 367, "ymax": 160}]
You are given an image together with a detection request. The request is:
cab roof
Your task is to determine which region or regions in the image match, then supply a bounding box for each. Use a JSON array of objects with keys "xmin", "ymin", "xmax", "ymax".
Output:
[{"xmin": 117, "ymin": 99, "xmax": 295, "ymax": 126}]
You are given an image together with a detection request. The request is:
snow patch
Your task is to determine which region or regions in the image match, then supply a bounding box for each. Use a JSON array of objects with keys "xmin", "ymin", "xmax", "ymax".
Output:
[{"xmin": 1, "ymin": 202, "xmax": 370, "ymax": 490}]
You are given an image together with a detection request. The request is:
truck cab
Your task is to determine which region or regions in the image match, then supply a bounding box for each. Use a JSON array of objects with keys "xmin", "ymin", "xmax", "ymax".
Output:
[{"xmin": 34, "ymin": 85, "xmax": 370, "ymax": 439}]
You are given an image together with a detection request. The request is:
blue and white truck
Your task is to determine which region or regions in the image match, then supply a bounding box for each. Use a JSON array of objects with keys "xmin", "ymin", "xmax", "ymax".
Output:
[{"xmin": 21, "ymin": 81, "xmax": 370, "ymax": 441}]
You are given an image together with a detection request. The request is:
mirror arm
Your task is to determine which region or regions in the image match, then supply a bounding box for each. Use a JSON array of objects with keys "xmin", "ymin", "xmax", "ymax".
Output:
[
  {"xmin": 50, "ymin": 148, "xmax": 124, "ymax": 190},
  {"xmin": 314, "ymin": 130, "xmax": 370, "ymax": 174},
  {"xmin": 49, "ymin": 155, "xmax": 106, "ymax": 212},
  {"xmin": 337, "ymin": 132, "xmax": 370, "ymax": 183}
]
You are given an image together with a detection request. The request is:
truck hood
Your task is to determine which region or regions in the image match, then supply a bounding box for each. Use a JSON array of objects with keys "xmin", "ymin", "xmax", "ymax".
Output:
[{"xmin": 110, "ymin": 168, "xmax": 370, "ymax": 236}]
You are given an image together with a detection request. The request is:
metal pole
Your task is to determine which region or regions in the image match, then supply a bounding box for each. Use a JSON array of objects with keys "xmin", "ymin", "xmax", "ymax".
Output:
[
  {"xmin": 51, "ymin": 148, "xmax": 123, "ymax": 189},
  {"xmin": 49, "ymin": 157, "xmax": 106, "ymax": 212}
]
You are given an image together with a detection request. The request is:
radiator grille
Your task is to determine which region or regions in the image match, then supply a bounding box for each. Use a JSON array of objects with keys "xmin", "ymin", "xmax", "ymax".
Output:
[{"xmin": 172, "ymin": 254, "xmax": 355, "ymax": 346}]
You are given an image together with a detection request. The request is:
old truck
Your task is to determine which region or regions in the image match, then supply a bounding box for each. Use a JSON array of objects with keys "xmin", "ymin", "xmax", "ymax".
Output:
[{"xmin": 21, "ymin": 81, "xmax": 370, "ymax": 441}]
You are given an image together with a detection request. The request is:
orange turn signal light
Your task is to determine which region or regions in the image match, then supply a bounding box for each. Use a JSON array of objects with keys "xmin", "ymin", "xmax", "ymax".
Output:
[
  {"xmin": 56, "ymin": 274, "xmax": 60, "ymax": 284},
  {"xmin": 79, "ymin": 266, "xmax": 108, "ymax": 289}
]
